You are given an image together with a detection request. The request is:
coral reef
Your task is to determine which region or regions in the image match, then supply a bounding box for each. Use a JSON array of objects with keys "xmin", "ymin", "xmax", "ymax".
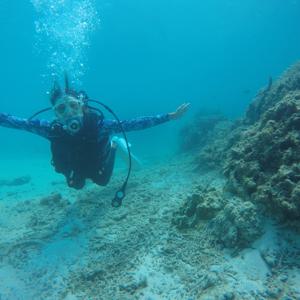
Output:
[
  {"xmin": 172, "ymin": 184, "xmax": 225, "ymax": 229},
  {"xmin": 178, "ymin": 111, "xmax": 236, "ymax": 171},
  {"xmin": 178, "ymin": 110, "xmax": 227, "ymax": 152},
  {"xmin": 206, "ymin": 198, "xmax": 263, "ymax": 249},
  {"xmin": 225, "ymin": 90, "xmax": 300, "ymax": 219},
  {"xmin": 193, "ymin": 120, "xmax": 236, "ymax": 170},
  {"xmin": 182, "ymin": 61, "xmax": 300, "ymax": 221},
  {"xmin": 173, "ymin": 184, "xmax": 263, "ymax": 250},
  {"xmin": 246, "ymin": 61, "xmax": 300, "ymax": 124}
]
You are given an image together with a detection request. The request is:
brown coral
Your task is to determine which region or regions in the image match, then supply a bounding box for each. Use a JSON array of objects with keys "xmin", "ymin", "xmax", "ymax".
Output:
[
  {"xmin": 179, "ymin": 61, "xmax": 300, "ymax": 222},
  {"xmin": 225, "ymin": 91, "xmax": 300, "ymax": 219},
  {"xmin": 246, "ymin": 61, "xmax": 300, "ymax": 124}
]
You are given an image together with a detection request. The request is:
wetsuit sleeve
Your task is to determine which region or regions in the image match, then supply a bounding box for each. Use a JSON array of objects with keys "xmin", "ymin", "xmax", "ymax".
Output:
[
  {"xmin": 0, "ymin": 113, "xmax": 52, "ymax": 139},
  {"xmin": 101, "ymin": 113, "xmax": 171, "ymax": 134}
]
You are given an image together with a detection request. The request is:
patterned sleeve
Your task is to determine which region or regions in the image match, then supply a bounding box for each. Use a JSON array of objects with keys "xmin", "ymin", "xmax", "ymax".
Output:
[
  {"xmin": 0, "ymin": 113, "xmax": 52, "ymax": 139},
  {"xmin": 101, "ymin": 113, "xmax": 171, "ymax": 134}
]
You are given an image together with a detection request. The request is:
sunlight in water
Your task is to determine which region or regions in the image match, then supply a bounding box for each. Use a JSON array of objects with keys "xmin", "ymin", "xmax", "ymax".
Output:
[{"xmin": 31, "ymin": 0, "xmax": 99, "ymax": 84}]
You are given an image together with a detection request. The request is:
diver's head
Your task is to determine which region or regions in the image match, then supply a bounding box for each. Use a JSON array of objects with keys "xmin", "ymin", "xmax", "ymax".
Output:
[
  {"xmin": 50, "ymin": 75, "xmax": 88, "ymax": 134},
  {"xmin": 53, "ymin": 95, "xmax": 85, "ymax": 134}
]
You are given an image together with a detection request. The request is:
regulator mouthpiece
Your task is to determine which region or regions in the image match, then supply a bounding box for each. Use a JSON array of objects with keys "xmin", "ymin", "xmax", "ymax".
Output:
[{"xmin": 64, "ymin": 117, "xmax": 82, "ymax": 134}]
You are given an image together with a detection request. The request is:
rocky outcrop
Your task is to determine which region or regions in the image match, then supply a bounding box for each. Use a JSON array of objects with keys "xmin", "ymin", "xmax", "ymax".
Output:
[
  {"xmin": 225, "ymin": 90, "xmax": 300, "ymax": 219},
  {"xmin": 172, "ymin": 184, "xmax": 263, "ymax": 250},
  {"xmin": 178, "ymin": 111, "xmax": 227, "ymax": 152},
  {"xmin": 183, "ymin": 62, "xmax": 300, "ymax": 221},
  {"xmin": 172, "ymin": 184, "xmax": 225, "ymax": 229},
  {"xmin": 193, "ymin": 120, "xmax": 237, "ymax": 170},
  {"xmin": 246, "ymin": 62, "xmax": 300, "ymax": 124},
  {"xmin": 206, "ymin": 199, "xmax": 263, "ymax": 249}
]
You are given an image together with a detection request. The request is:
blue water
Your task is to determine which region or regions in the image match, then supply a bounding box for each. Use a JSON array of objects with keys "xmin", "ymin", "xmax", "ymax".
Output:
[{"xmin": 1, "ymin": 0, "xmax": 300, "ymax": 160}]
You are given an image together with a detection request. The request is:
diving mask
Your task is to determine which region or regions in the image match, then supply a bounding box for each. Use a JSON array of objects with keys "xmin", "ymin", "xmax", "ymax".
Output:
[{"xmin": 53, "ymin": 96, "xmax": 84, "ymax": 134}]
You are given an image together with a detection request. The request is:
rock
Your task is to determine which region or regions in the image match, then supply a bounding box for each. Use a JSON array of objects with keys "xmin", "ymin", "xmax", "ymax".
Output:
[
  {"xmin": 209, "ymin": 265, "xmax": 223, "ymax": 274},
  {"xmin": 225, "ymin": 89, "xmax": 300, "ymax": 220},
  {"xmin": 213, "ymin": 62, "xmax": 300, "ymax": 222},
  {"xmin": 279, "ymin": 274, "xmax": 288, "ymax": 282},
  {"xmin": 173, "ymin": 185, "xmax": 263, "ymax": 250},
  {"xmin": 246, "ymin": 62, "xmax": 300, "ymax": 124},
  {"xmin": 220, "ymin": 292, "xmax": 235, "ymax": 300},
  {"xmin": 39, "ymin": 193, "xmax": 63, "ymax": 206},
  {"xmin": 119, "ymin": 276, "xmax": 147, "ymax": 294},
  {"xmin": 172, "ymin": 185, "xmax": 225, "ymax": 229},
  {"xmin": 201, "ymin": 273, "xmax": 219, "ymax": 290},
  {"xmin": 207, "ymin": 199, "xmax": 263, "ymax": 249},
  {"xmin": 112, "ymin": 212, "xmax": 128, "ymax": 221},
  {"xmin": 0, "ymin": 175, "xmax": 31, "ymax": 186},
  {"xmin": 260, "ymin": 248, "xmax": 277, "ymax": 269},
  {"xmin": 265, "ymin": 288, "xmax": 282, "ymax": 299},
  {"xmin": 82, "ymin": 269, "xmax": 105, "ymax": 281},
  {"xmin": 178, "ymin": 112, "xmax": 227, "ymax": 152},
  {"xmin": 178, "ymin": 61, "xmax": 300, "ymax": 223}
]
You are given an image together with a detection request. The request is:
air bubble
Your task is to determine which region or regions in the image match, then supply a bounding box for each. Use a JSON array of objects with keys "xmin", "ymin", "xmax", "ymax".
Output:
[{"xmin": 31, "ymin": 0, "xmax": 99, "ymax": 84}]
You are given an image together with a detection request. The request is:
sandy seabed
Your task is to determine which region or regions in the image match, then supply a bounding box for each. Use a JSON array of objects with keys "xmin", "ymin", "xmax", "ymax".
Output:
[{"xmin": 0, "ymin": 154, "xmax": 299, "ymax": 300}]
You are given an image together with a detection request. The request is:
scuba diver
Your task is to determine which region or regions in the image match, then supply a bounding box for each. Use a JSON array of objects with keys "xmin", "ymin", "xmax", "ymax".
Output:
[{"xmin": 0, "ymin": 76, "xmax": 190, "ymax": 206}]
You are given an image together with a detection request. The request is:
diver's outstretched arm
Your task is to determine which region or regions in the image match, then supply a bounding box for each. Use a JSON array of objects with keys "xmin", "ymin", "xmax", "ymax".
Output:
[
  {"xmin": 102, "ymin": 103, "xmax": 190, "ymax": 134},
  {"xmin": 0, "ymin": 113, "xmax": 52, "ymax": 139},
  {"xmin": 168, "ymin": 103, "xmax": 190, "ymax": 120},
  {"xmin": 102, "ymin": 113, "xmax": 170, "ymax": 133}
]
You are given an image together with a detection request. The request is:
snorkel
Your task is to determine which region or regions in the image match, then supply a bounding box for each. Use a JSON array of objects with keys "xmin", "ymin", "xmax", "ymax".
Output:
[{"xmin": 29, "ymin": 74, "xmax": 131, "ymax": 207}]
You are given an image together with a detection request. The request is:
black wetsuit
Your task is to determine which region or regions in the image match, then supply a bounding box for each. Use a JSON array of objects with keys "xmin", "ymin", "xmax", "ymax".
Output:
[
  {"xmin": 0, "ymin": 110, "xmax": 170, "ymax": 189},
  {"xmin": 50, "ymin": 112, "xmax": 116, "ymax": 189}
]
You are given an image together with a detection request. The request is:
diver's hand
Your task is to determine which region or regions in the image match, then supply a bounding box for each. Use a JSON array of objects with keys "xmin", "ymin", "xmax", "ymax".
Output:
[{"xmin": 168, "ymin": 103, "xmax": 190, "ymax": 120}]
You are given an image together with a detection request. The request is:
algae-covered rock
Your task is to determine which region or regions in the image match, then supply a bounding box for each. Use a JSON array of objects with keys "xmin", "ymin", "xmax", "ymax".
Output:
[
  {"xmin": 246, "ymin": 62, "xmax": 300, "ymax": 124},
  {"xmin": 179, "ymin": 111, "xmax": 227, "ymax": 152},
  {"xmin": 194, "ymin": 121, "xmax": 235, "ymax": 171},
  {"xmin": 176, "ymin": 62, "xmax": 300, "ymax": 248},
  {"xmin": 172, "ymin": 185, "xmax": 225, "ymax": 229},
  {"xmin": 207, "ymin": 199, "xmax": 263, "ymax": 249},
  {"xmin": 225, "ymin": 90, "xmax": 300, "ymax": 219},
  {"xmin": 39, "ymin": 193, "xmax": 64, "ymax": 206},
  {"xmin": 173, "ymin": 182, "xmax": 263, "ymax": 250}
]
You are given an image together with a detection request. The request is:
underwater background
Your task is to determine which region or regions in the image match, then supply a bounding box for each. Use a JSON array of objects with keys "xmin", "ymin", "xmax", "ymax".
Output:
[
  {"xmin": 1, "ymin": 0, "xmax": 300, "ymax": 299},
  {"xmin": 1, "ymin": 0, "xmax": 300, "ymax": 160}
]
